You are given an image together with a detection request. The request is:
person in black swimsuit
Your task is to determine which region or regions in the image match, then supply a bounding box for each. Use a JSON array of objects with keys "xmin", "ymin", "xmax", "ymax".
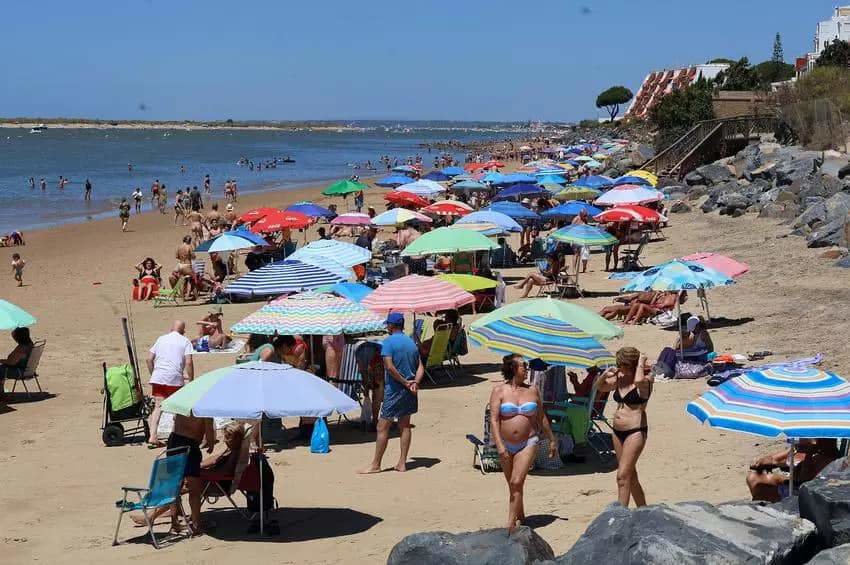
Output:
[{"xmin": 598, "ymin": 347, "xmax": 652, "ymax": 507}]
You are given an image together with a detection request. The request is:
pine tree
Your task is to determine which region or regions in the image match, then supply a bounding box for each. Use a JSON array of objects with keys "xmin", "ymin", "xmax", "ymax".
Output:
[{"xmin": 773, "ymin": 33, "xmax": 784, "ymax": 63}]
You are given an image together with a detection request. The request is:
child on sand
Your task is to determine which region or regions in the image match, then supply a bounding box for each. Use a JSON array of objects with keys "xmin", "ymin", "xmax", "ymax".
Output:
[
  {"xmin": 11, "ymin": 253, "xmax": 25, "ymax": 287},
  {"xmin": 119, "ymin": 198, "xmax": 131, "ymax": 232}
]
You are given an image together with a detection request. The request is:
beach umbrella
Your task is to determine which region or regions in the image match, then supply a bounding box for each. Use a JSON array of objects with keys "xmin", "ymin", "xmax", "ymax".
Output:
[
  {"xmin": 249, "ymin": 210, "xmax": 311, "ymax": 232},
  {"xmin": 375, "ymin": 175, "xmax": 415, "ymax": 188},
  {"xmin": 481, "ymin": 172, "xmax": 505, "ymax": 184},
  {"xmin": 470, "ymin": 298, "xmax": 622, "ymax": 340},
  {"xmin": 392, "ymin": 165, "xmax": 418, "ymax": 173},
  {"xmin": 226, "ymin": 227, "xmax": 272, "ymax": 246},
  {"xmin": 441, "ymin": 166, "xmax": 466, "ymax": 177},
  {"xmin": 231, "ymin": 292, "xmax": 385, "ymax": 336},
  {"xmin": 455, "ymin": 210, "xmax": 522, "ymax": 232},
  {"xmin": 680, "ymin": 252, "xmax": 749, "ymax": 279},
  {"xmin": 238, "ymin": 207, "xmax": 278, "ymax": 223},
  {"xmin": 542, "ymin": 202, "xmax": 602, "ymax": 219},
  {"xmin": 421, "ymin": 200, "xmax": 474, "ymax": 217},
  {"xmin": 450, "ymin": 223, "xmax": 504, "ymax": 236},
  {"xmin": 0, "ymin": 300, "xmax": 36, "ymax": 330},
  {"xmin": 450, "ymin": 180, "xmax": 488, "ymax": 192},
  {"xmin": 536, "ymin": 174, "xmax": 568, "ymax": 185},
  {"xmin": 330, "ymin": 212, "xmax": 372, "ymax": 226},
  {"xmin": 493, "ymin": 183, "xmax": 547, "ymax": 201},
  {"xmin": 483, "ymin": 201, "xmax": 540, "ymax": 221},
  {"xmin": 395, "ymin": 180, "xmax": 446, "ymax": 197},
  {"xmin": 594, "ymin": 185, "xmax": 664, "ymax": 206},
  {"xmin": 549, "ymin": 224, "xmax": 618, "ymax": 247},
  {"xmin": 620, "ymin": 260, "xmax": 735, "ymax": 293},
  {"xmin": 573, "ymin": 175, "xmax": 613, "ymax": 189},
  {"xmin": 361, "ymin": 274, "xmax": 475, "ymax": 314},
  {"xmin": 574, "ymin": 156, "xmax": 594, "ymax": 162},
  {"xmin": 493, "ymin": 173, "xmax": 538, "ymax": 186},
  {"xmin": 195, "ymin": 232, "xmax": 269, "ymax": 253},
  {"xmin": 584, "ymin": 159, "xmax": 604, "ymax": 169},
  {"xmin": 469, "ymin": 316, "xmax": 615, "ymax": 368},
  {"xmin": 555, "ymin": 186, "xmax": 602, "ymax": 202},
  {"xmin": 289, "ymin": 239, "xmax": 372, "ymax": 267},
  {"xmin": 162, "ymin": 361, "xmax": 359, "ymax": 535},
  {"xmin": 436, "ymin": 273, "xmax": 498, "ymax": 292},
  {"xmin": 613, "ymin": 175, "xmax": 653, "ymax": 187},
  {"xmin": 423, "ymin": 171, "xmax": 450, "ymax": 182},
  {"xmin": 285, "ymin": 201, "xmax": 335, "ymax": 218},
  {"xmin": 225, "ymin": 259, "xmax": 347, "ymax": 298},
  {"xmin": 625, "ymin": 170, "xmax": 659, "ymax": 186},
  {"xmin": 384, "ymin": 191, "xmax": 429, "ymax": 208},
  {"xmin": 401, "ymin": 227, "xmax": 498, "ymax": 257},
  {"xmin": 322, "ymin": 281, "xmax": 374, "ymax": 303},
  {"xmin": 322, "ymin": 179, "xmax": 367, "ymax": 197},
  {"xmin": 371, "ymin": 208, "xmax": 432, "ymax": 226},
  {"xmin": 595, "ymin": 205, "xmax": 666, "ymax": 224}
]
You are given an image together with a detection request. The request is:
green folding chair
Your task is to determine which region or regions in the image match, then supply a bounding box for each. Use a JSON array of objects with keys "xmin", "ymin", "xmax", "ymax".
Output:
[
  {"xmin": 153, "ymin": 276, "xmax": 187, "ymax": 308},
  {"xmin": 423, "ymin": 325, "xmax": 454, "ymax": 384}
]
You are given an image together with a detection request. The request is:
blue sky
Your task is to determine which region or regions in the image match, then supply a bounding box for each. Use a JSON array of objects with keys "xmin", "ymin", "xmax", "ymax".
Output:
[{"xmin": 0, "ymin": 0, "xmax": 839, "ymax": 122}]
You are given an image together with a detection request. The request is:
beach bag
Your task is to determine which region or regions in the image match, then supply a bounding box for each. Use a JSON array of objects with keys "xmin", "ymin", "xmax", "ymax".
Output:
[
  {"xmin": 675, "ymin": 361, "xmax": 708, "ymax": 380},
  {"xmin": 105, "ymin": 364, "xmax": 138, "ymax": 413},
  {"xmin": 535, "ymin": 438, "xmax": 561, "ymax": 470},
  {"xmin": 244, "ymin": 454, "xmax": 275, "ymax": 512},
  {"xmin": 310, "ymin": 418, "xmax": 330, "ymax": 454}
]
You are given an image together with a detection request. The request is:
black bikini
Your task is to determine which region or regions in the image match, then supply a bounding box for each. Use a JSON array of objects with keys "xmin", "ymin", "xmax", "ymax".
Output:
[{"xmin": 612, "ymin": 381, "xmax": 650, "ymax": 442}]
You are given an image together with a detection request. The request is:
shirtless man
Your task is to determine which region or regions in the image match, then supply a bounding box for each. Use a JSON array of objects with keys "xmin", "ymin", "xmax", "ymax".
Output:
[
  {"xmin": 206, "ymin": 204, "xmax": 222, "ymax": 232},
  {"xmin": 174, "ymin": 236, "xmax": 196, "ymax": 298},
  {"xmin": 186, "ymin": 209, "xmax": 205, "ymax": 245},
  {"xmin": 224, "ymin": 204, "xmax": 237, "ymax": 229}
]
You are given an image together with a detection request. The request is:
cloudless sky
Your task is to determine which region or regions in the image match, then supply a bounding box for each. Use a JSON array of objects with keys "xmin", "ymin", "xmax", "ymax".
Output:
[{"xmin": 0, "ymin": 0, "xmax": 841, "ymax": 122}]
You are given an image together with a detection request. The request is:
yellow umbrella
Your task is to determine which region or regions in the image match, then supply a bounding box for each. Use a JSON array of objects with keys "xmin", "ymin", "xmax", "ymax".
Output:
[
  {"xmin": 436, "ymin": 274, "xmax": 498, "ymax": 292},
  {"xmin": 626, "ymin": 170, "xmax": 658, "ymax": 186}
]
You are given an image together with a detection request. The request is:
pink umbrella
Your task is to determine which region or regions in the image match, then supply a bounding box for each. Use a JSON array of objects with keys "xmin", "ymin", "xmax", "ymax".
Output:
[
  {"xmin": 680, "ymin": 252, "xmax": 749, "ymax": 278},
  {"xmin": 361, "ymin": 274, "xmax": 475, "ymax": 314},
  {"xmin": 331, "ymin": 212, "xmax": 372, "ymax": 226}
]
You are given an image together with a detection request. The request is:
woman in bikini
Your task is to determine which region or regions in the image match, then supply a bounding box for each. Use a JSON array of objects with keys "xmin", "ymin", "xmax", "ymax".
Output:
[
  {"xmin": 489, "ymin": 354, "xmax": 558, "ymax": 533},
  {"xmin": 598, "ymin": 347, "xmax": 652, "ymax": 507}
]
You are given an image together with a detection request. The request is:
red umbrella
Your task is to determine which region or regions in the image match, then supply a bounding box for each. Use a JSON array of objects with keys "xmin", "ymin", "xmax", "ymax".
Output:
[
  {"xmin": 486, "ymin": 160, "xmax": 505, "ymax": 168},
  {"xmin": 421, "ymin": 200, "xmax": 474, "ymax": 217},
  {"xmin": 238, "ymin": 207, "xmax": 279, "ymax": 223},
  {"xmin": 384, "ymin": 191, "xmax": 429, "ymax": 208},
  {"xmin": 249, "ymin": 210, "xmax": 310, "ymax": 233},
  {"xmin": 594, "ymin": 205, "xmax": 665, "ymax": 224}
]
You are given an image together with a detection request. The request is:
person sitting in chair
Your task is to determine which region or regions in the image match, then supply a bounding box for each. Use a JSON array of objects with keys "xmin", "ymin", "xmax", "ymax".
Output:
[
  {"xmin": 491, "ymin": 237, "xmax": 517, "ymax": 267},
  {"xmin": 0, "ymin": 327, "xmax": 34, "ymax": 401},
  {"xmin": 747, "ymin": 439, "xmax": 839, "ymax": 502},
  {"xmin": 418, "ymin": 310, "xmax": 462, "ymax": 358},
  {"xmin": 515, "ymin": 252, "xmax": 562, "ymax": 298},
  {"xmin": 653, "ymin": 316, "xmax": 714, "ymax": 378}
]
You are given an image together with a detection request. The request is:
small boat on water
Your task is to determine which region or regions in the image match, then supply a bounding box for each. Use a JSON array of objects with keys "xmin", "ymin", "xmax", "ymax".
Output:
[{"xmin": 29, "ymin": 124, "xmax": 47, "ymax": 133}]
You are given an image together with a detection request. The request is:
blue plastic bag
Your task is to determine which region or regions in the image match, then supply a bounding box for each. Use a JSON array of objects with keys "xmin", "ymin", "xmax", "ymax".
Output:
[{"xmin": 310, "ymin": 418, "xmax": 330, "ymax": 454}]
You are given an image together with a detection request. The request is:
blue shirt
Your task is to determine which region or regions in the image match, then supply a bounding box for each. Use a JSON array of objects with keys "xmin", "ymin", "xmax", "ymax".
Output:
[{"xmin": 381, "ymin": 331, "xmax": 419, "ymax": 394}]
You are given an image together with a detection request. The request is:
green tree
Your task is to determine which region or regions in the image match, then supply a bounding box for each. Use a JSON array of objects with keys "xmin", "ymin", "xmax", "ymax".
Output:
[
  {"xmin": 715, "ymin": 57, "xmax": 761, "ymax": 90},
  {"xmin": 772, "ymin": 33, "xmax": 784, "ymax": 63},
  {"xmin": 754, "ymin": 60, "xmax": 795, "ymax": 85},
  {"xmin": 816, "ymin": 39, "xmax": 850, "ymax": 67},
  {"xmin": 595, "ymin": 86, "xmax": 633, "ymax": 122},
  {"xmin": 649, "ymin": 78, "xmax": 716, "ymax": 149}
]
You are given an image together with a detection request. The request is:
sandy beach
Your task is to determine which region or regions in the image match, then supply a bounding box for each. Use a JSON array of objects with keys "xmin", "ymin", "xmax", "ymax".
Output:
[{"xmin": 1, "ymin": 179, "xmax": 845, "ymax": 564}]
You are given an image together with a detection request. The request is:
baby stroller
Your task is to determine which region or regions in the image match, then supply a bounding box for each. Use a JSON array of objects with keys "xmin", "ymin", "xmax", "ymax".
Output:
[{"xmin": 101, "ymin": 362, "xmax": 151, "ymax": 446}]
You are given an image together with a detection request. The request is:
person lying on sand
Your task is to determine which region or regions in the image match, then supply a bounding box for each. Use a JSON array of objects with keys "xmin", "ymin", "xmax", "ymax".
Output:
[
  {"xmin": 623, "ymin": 291, "xmax": 686, "ymax": 325},
  {"xmin": 599, "ymin": 291, "xmax": 661, "ymax": 321}
]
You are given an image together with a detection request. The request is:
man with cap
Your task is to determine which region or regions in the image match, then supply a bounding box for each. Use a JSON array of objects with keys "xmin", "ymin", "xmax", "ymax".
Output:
[{"xmin": 360, "ymin": 312, "xmax": 424, "ymax": 473}]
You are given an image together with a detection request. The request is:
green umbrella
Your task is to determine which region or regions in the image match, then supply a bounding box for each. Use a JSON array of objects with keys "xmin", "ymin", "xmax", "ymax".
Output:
[
  {"xmin": 556, "ymin": 185, "xmax": 602, "ymax": 202},
  {"xmin": 321, "ymin": 179, "xmax": 367, "ymax": 197},
  {"xmin": 436, "ymin": 274, "xmax": 498, "ymax": 292},
  {"xmin": 401, "ymin": 227, "xmax": 499, "ymax": 257},
  {"xmin": 0, "ymin": 300, "xmax": 36, "ymax": 330},
  {"xmin": 469, "ymin": 297, "xmax": 622, "ymax": 340}
]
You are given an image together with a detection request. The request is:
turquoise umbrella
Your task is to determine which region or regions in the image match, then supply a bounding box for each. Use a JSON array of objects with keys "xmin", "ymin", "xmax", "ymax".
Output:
[
  {"xmin": 0, "ymin": 300, "xmax": 36, "ymax": 330},
  {"xmin": 620, "ymin": 260, "xmax": 735, "ymax": 292}
]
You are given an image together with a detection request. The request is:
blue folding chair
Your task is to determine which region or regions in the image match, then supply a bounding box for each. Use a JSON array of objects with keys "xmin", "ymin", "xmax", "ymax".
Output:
[{"xmin": 113, "ymin": 447, "xmax": 190, "ymax": 549}]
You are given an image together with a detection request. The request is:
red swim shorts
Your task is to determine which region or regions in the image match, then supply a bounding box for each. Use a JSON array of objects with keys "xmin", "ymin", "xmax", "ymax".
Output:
[{"xmin": 150, "ymin": 383, "xmax": 182, "ymax": 398}]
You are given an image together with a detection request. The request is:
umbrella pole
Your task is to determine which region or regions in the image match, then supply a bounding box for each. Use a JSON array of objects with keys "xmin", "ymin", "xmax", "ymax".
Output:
[
  {"xmin": 678, "ymin": 300, "xmax": 684, "ymax": 362},
  {"xmin": 259, "ymin": 424, "xmax": 265, "ymax": 536},
  {"xmin": 789, "ymin": 439, "xmax": 796, "ymax": 497}
]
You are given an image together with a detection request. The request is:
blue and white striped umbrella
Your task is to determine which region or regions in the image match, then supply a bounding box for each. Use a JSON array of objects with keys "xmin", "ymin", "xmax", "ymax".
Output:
[
  {"xmin": 225, "ymin": 259, "xmax": 347, "ymax": 298},
  {"xmin": 687, "ymin": 365, "xmax": 850, "ymax": 438},
  {"xmin": 289, "ymin": 239, "xmax": 372, "ymax": 268},
  {"xmin": 455, "ymin": 210, "xmax": 522, "ymax": 232},
  {"xmin": 620, "ymin": 260, "xmax": 734, "ymax": 292}
]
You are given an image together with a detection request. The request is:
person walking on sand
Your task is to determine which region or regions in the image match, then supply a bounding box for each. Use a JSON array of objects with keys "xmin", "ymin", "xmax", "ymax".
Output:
[
  {"xmin": 118, "ymin": 198, "xmax": 131, "ymax": 232},
  {"xmin": 146, "ymin": 320, "xmax": 195, "ymax": 448},
  {"xmin": 132, "ymin": 187, "xmax": 143, "ymax": 213},
  {"xmin": 203, "ymin": 174, "xmax": 211, "ymax": 195},
  {"xmin": 84, "ymin": 178, "xmax": 92, "ymax": 201},
  {"xmin": 360, "ymin": 313, "xmax": 424, "ymax": 474},
  {"xmin": 10, "ymin": 253, "xmax": 25, "ymax": 287}
]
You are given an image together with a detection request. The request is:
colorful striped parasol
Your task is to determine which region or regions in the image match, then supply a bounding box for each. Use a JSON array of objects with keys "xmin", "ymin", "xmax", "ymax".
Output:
[
  {"xmin": 470, "ymin": 298, "xmax": 622, "ymax": 341},
  {"xmin": 231, "ymin": 292, "xmax": 385, "ymax": 335},
  {"xmin": 549, "ymin": 224, "xmax": 618, "ymax": 246},
  {"xmin": 371, "ymin": 208, "xmax": 432, "ymax": 226},
  {"xmin": 289, "ymin": 239, "xmax": 372, "ymax": 267},
  {"xmin": 330, "ymin": 212, "xmax": 372, "ymax": 226},
  {"xmin": 361, "ymin": 274, "xmax": 475, "ymax": 314},
  {"xmin": 224, "ymin": 259, "xmax": 347, "ymax": 298}
]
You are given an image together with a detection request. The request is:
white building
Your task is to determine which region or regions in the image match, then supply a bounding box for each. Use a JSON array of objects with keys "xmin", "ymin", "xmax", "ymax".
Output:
[
  {"xmin": 625, "ymin": 64, "xmax": 729, "ymax": 119},
  {"xmin": 803, "ymin": 5, "xmax": 850, "ymax": 72}
]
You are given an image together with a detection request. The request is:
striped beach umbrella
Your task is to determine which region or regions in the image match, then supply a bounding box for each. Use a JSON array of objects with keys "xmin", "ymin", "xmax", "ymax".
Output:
[
  {"xmin": 594, "ymin": 185, "xmax": 664, "ymax": 207},
  {"xmin": 361, "ymin": 274, "xmax": 475, "ymax": 314},
  {"xmin": 687, "ymin": 366, "xmax": 850, "ymax": 438},
  {"xmin": 225, "ymin": 259, "xmax": 347, "ymax": 298},
  {"xmin": 330, "ymin": 212, "xmax": 372, "ymax": 226},
  {"xmin": 195, "ymin": 232, "xmax": 268, "ymax": 253},
  {"xmin": 231, "ymin": 292, "xmax": 385, "ymax": 335},
  {"xmin": 371, "ymin": 208, "xmax": 432, "ymax": 226},
  {"xmin": 469, "ymin": 315, "xmax": 615, "ymax": 368},
  {"xmin": 549, "ymin": 224, "xmax": 618, "ymax": 247},
  {"xmin": 620, "ymin": 260, "xmax": 734, "ymax": 292},
  {"xmin": 395, "ymin": 180, "xmax": 446, "ymax": 197},
  {"xmin": 289, "ymin": 239, "xmax": 372, "ymax": 268},
  {"xmin": 470, "ymin": 298, "xmax": 622, "ymax": 341}
]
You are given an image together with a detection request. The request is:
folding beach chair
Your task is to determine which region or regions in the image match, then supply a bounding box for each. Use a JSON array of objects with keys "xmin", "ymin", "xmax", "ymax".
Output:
[
  {"xmin": 328, "ymin": 342, "xmax": 363, "ymax": 424},
  {"xmin": 556, "ymin": 271, "xmax": 583, "ymax": 298},
  {"xmin": 546, "ymin": 375, "xmax": 613, "ymax": 463},
  {"xmin": 621, "ymin": 232, "xmax": 650, "ymax": 271},
  {"xmin": 465, "ymin": 404, "xmax": 502, "ymax": 474},
  {"xmin": 113, "ymin": 447, "xmax": 190, "ymax": 549},
  {"xmin": 533, "ymin": 259, "xmax": 556, "ymax": 296},
  {"xmin": 423, "ymin": 324, "xmax": 454, "ymax": 384},
  {"xmin": 2, "ymin": 339, "xmax": 45, "ymax": 397},
  {"xmin": 447, "ymin": 327, "xmax": 468, "ymax": 372},
  {"xmin": 153, "ymin": 276, "xmax": 187, "ymax": 307}
]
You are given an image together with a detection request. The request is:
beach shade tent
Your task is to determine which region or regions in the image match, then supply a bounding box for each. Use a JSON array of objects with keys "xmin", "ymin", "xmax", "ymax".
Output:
[
  {"xmin": 550, "ymin": 224, "xmax": 618, "ymax": 247},
  {"xmin": 441, "ymin": 166, "xmax": 466, "ymax": 177},
  {"xmin": 493, "ymin": 173, "xmax": 538, "ymax": 186},
  {"xmin": 238, "ymin": 207, "xmax": 279, "ymax": 224},
  {"xmin": 231, "ymin": 292, "xmax": 385, "ymax": 336},
  {"xmin": 535, "ymin": 174, "xmax": 568, "ymax": 186},
  {"xmin": 371, "ymin": 208, "xmax": 433, "ymax": 226},
  {"xmin": 613, "ymin": 175, "xmax": 654, "ymax": 187},
  {"xmin": 594, "ymin": 205, "xmax": 666, "ymax": 224},
  {"xmin": 493, "ymin": 183, "xmax": 548, "ymax": 202},
  {"xmin": 361, "ymin": 274, "xmax": 475, "ymax": 314},
  {"xmin": 322, "ymin": 179, "xmax": 367, "ymax": 197},
  {"xmin": 249, "ymin": 210, "xmax": 311, "ymax": 233},
  {"xmin": 469, "ymin": 316, "xmax": 615, "ymax": 368},
  {"xmin": 285, "ymin": 201, "xmax": 335, "ymax": 219},
  {"xmin": 455, "ymin": 210, "xmax": 522, "ymax": 233},
  {"xmin": 450, "ymin": 180, "xmax": 488, "ymax": 192},
  {"xmin": 421, "ymin": 200, "xmax": 474, "ymax": 217},
  {"xmin": 542, "ymin": 202, "xmax": 603, "ymax": 220},
  {"xmin": 0, "ymin": 300, "xmax": 36, "ymax": 330},
  {"xmin": 573, "ymin": 175, "xmax": 614, "ymax": 189},
  {"xmin": 594, "ymin": 185, "xmax": 664, "ymax": 207},
  {"xmin": 288, "ymin": 239, "xmax": 372, "ymax": 268},
  {"xmin": 687, "ymin": 365, "xmax": 850, "ymax": 494},
  {"xmin": 436, "ymin": 273, "xmax": 498, "ymax": 292},
  {"xmin": 483, "ymin": 201, "xmax": 541, "ymax": 222},
  {"xmin": 161, "ymin": 361, "xmax": 358, "ymax": 534},
  {"xmin": 481, "ymin": 172, "xmax": 505, "ymax": 184},
  {"xmin": 195, "ymin": 231, "xmax": 269, "ymax": 253},
  {"xmin": 401, "ymin": 227, "xmax": 499, "ymax": 257},
  {"xmin": 225, "ymin": 259, "xmax": 348, "ymax": 298},
  {"xmin": 395, "ymin": 180, "xmax": 446, "ymax": 197},
  {"xmin": 375, "ymin": 175, "xmax": 415, "ymax": 188},
  {"xmin": 680, "ymin": 252, "xmax": 749, "ymax": 279},
  {"xmin": 384, "ymin": 191, "xmax": 430, "ymax": 208},
  {"xmin": 392, "ymin": 164, "xmax": 418, "ymax": 173},
  {"xmin": 423, "ymin": 171, "xmax": 451, "ymax": 182},
  {"xmin": 625, "ymin": 170, "xmax": 659, "ymax": 186},
  {"xmin": 330, "ymin": 212, "xmax": 373, "ymax": 226},
  {"xmin": 322, "ymin": 281, "xmax": 374, "ymax": 303},
  {"xmin": 555, "ymin": 186, "xmax": 602, "ymax": 202},
  {"xmin": 470, "ymin": 298, "xmax": 623, "ymax": 341}
]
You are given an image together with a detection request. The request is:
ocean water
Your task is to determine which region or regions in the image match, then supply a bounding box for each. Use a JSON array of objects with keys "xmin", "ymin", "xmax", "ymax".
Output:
[{"xmin": 0, "ymin": 123, "xmax": 523, "ymax": 231}]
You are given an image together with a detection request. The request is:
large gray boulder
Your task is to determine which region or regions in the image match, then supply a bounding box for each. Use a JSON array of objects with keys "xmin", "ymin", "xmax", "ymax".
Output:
[
  {"xmin": 686, "ymin": 163, "xmax": 735, "ymax": 186},
  {"xmin": 670, "ymin": 201, "xmax": 692, "ymax": 214},
  {"xmin": 799, "ymin": 458, "xmax": 850, "ymax": 548},
  {"xmin": 807, "ymin": 543, "xmax": 850, "ymax": 564},
  {"xmin": 806, "ymin": 217, "xmax": 846, "ymax": 248},
  {"xmin": 776, "ymin": 158, "xmax": 821, "ymax": 187},
  {"xmin": 759, "ymin": 202, "xmax": 801, "ymax": 220},
  {"xmin": 555, "ymin": 501, "xmax": 817, "ymax": 565},
  {"xmin": 794, "ymin": 193, "xmax": 850, "ymax": 231},
  {"xmin": 717, "ymin": 192, "xmax": 751, "ymax": 212},
  {"xmin": 387, "ymin": 526, "xmax": 555, "ymax": 565}
]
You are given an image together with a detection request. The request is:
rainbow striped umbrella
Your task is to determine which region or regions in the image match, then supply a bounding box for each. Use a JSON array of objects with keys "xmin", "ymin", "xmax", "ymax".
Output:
[
  {"xmin": 231, "ymin": 292, "xmax": 385, "ymax": 335},
  {"xmin": 469, "ymin": 315, "xmax": 614, "ymax": 368},
  {"xmin": 687, "ymin": 366, "xmax": 850, "ymax": 438},
  {"xmin": 549, "ymin": 224, "xmax": 618, "ymax": 246},
  {"xmin": 361, "ymin": 274, "xmax": 475, "ymax": 314}
]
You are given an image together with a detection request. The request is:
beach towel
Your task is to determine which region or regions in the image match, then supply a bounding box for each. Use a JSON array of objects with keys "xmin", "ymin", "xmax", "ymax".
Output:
[
  {"xmin": 607, "ymin": 272, "xmax": 640, "ymax": 281},
  {"xmin": 189, "ymin": 338, "xmax": 245, "ymax": 355}
]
